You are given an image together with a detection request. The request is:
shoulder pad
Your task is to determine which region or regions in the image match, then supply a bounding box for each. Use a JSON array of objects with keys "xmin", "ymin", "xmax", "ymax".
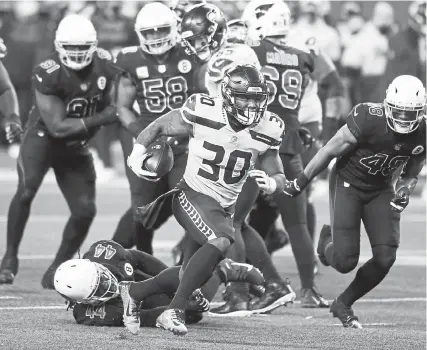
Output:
[
  {"xmin": 32, "ymin": 57, "xmax": 61, "ymax": 94},
  {"xmin": 96, "ymin": 48, "xmax": 113, "ymax": 61},
  {"xmin": 251, "ymin": 112, "xmax": 285, "ymax": 147},
  {"xmin": 181, "ymin": 93, "xmax": 225, "ymax": 129},
  {"xmin": 346, "ymin": 103, "xmax": 379, "ymax": 141}
]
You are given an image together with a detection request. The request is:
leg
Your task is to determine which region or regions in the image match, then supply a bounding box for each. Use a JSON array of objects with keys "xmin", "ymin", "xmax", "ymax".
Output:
[
  {"xmin": 0, "ymin": 127, "xmax": 51, "ymax": 284},
  {"xmin": 339, "ymin": 189, "xmax": 399, "ymax": 307},
  {"xmin": 42, "ymin": 150, "xmax": 97, "ymax": 288}
]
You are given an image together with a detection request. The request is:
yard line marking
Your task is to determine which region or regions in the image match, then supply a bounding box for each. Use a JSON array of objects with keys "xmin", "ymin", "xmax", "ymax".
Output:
[
  {"xmin": 0, "ymin": 296, "xmax": 22, "ymax": 300},
  {"xmin": 0, "ymin": 306, "xmax": 64, "ymax": 310},
  {"xmin": 328, "ymin": 323, "xmax": 397, "ymax": 327},
  {"xmin": 210, "ymin": 297, "xmax": 426, "ymax": 308}
]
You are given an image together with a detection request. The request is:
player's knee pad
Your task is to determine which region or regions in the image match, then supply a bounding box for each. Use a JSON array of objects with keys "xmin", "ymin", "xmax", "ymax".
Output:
[
  {"xmin": 372, "ymin": 245, "xmax": 397, "ymax": 272},
  {"xmin": 207, "ymin": 236, "xmax": 232, "ymax": 256},
  {"xmin": 334, "ymin": 252, "xmax": 359, "ymax": 274},
  {"xmin": 72, "ymin": 197, "xmax": 97, "ymax": 220}
]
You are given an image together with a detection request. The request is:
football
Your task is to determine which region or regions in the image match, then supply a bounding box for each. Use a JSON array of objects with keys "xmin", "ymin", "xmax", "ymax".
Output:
[{"xmin": 142, "ymin": 140, "xmax": 174, "ymax": 179}]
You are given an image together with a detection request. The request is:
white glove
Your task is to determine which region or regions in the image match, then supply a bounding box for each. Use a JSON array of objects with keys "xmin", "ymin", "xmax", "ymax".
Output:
[
  {"xmin": 248, "ymin": 170, "xmax": 277, "ymax": 195},
  {"xmin": 127, "ymin": 144, "xmax": 158, "ymax": 181}
]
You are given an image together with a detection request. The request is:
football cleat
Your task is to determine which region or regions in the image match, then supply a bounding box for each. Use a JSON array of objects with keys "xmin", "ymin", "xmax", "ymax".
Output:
[
  {"xmin": 187, "ymin": 289, "xmax": 210, "ymax": 312},
  {"xmin": 156, "ymin": 308, "xmax": 187, "ymax": 336},
  {"xmin": 217, "ymin": 258, "xmax": 265, "ymax": 286},
  {"xmin": 300, "ymin": 286, "xmax": 330, "ymax": 308},
  {"xmin": 330, "ymin": 298, "xmax": 363, "ymax": 329},
  {"xmin": 209, "ymin": 293, "xmax": 252, "ymax": 317},
  {"xmin": 0, "ymin": 255, "xmax": 18, "ymax": 284},
  {"xmin": 251, "ymin": 279, "xmax": 296, "ymax": 314},
  {"xmin": 317, "ymin": 224, "xmax": 332, "ymax": 267},
  {"xmin": 120, "ymin": 281, "xmax": 141, "ymax": 335}
]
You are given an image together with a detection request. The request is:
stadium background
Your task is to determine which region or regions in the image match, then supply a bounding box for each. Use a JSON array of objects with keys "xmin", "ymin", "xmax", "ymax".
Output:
[{"xmin": 0, "ymin": 1, "xmax": 425, "ymax": 349}]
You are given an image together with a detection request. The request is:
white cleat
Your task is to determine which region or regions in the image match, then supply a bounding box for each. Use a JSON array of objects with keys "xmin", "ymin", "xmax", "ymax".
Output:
[
  {"xmin": 119, "ymin": 281, "xmax": 140, "ymax": 335},
  {"xmin": 156, "ymin": 309, "xmax": 188, "ymax": 336}
]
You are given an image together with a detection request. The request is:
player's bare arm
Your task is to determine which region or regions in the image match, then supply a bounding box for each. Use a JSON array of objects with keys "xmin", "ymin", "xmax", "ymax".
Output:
[
  {"xmin": 0, "ymin": 61, "xmax": 21, "ymax": 143},
  {"xmin": 284, "ymin": 125, "xmax": 358, "ymax": 196},
  {"xmin": 36, "ymin": 89, "xmax": 118, "ymax": 139},
  {"xmin": 249, "ymin": 148, "xmax": 287, "ymax": 194},
  {"xmin": 135, "ymin": 109, "xmax": 192, "ymax": 147},
  {"xmin": 115, "ymin": 74, "xmax": 141, "ymax": 137}
]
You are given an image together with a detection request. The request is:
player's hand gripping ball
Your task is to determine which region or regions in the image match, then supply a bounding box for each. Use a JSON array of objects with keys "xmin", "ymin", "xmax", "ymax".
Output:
[{"xmin": 128, "ymin": 141, "xmax": 174, "ymax": 182}]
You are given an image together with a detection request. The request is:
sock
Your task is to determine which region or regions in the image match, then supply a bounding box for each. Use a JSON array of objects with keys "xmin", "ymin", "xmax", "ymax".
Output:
[
  {"xmin": 242, "ymin": 223, "xmax": 282, "ymax": 282},
  {"xmin": 168, "ymin": 243, "xmax": 224, "ymax": 310},
  {"xmin": 139, "ymin": 306, "xmax": 168, "ymax": 327},
  {"xmin": 5, "ymin": 190, "xmax": 32, "ymax": 258},
  {"xmin": 111, "ymin": 207, "xmax": 134, "ymax": 248},
  {"xmin": 52, "ymin": 215, "xmax": 94, "ymax": 266},
  {"xmin": 340, "ymin": 258, "xmax": 390, "ymax": 306},
  {"xmin": 286, "ymin": 224, "xmax": 315, "ymax": 289},
  {"xmin": 129, "ymin": 266, "xmax": 180, "ymax": 301}
]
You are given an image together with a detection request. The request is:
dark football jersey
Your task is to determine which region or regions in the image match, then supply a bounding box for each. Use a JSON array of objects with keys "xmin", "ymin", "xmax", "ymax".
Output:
[
  {"xmin": 28, "ymin": 48, "xmax": 120, "ymax": 141},
  {"xmin": 251, "ymin": 38, "xmax": 315, "ymax": 129},
  {"xmin": 115, "ymin": 45, "xmax": 197, "ymax": 130},
  {"xmin": 83, "ymin": 240, "xmax": 134, "ymax": 282},
  {"xmin": 337, "ymin": 103, "xmax": 426, "ymax": 191}
]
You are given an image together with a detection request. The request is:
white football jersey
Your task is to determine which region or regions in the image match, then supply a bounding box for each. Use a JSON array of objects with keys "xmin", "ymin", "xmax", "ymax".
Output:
[
  {"xmin": 205, "ymin": 43, "xmax": 261, "ymax": 96},
  {"xmin": 179, "ymin": 93, "xmax": 284, "ymax": 208}
]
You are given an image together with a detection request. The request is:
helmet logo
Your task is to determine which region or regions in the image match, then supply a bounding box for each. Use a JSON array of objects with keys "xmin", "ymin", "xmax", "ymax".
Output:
[{"xmin": 412, "ymin": 145, "xmax": 424, "ymax": 155}]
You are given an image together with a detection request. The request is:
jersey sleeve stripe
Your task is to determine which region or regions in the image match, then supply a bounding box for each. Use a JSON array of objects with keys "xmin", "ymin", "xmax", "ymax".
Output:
[
  {"xmin": 249, "ymin": 130, "xmax": 281, "ymax": 146},
  {"xmin": 182, "ymin": 109, "xmax": 226, "ymax": 130}
]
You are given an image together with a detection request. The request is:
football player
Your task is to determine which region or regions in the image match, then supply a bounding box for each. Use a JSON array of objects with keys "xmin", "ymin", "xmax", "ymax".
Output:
[
  {"xmin": 0, "ymin": 15, "xmax": 120, "ymax": 287},
  {"xmin": 242, "ymin": 0, "xmax": 328, "ymax": 308},
  {"xmin": 111, "ymin": 2, "xmax": 197, "ymax": 253},
  {"xmin": 177, "ymin": 4, "xmax": 296, "ymax": 316},
  {"xmin": 126, "ymin": 64, "xmax": 287, "ymax": 335},
  {"xmin": 55, "ymin": 239, "xmax": 264, "ymax": 329},
  {"xmin": 283, "ymin": 75, "xmax": 426, "ymax": 328}
]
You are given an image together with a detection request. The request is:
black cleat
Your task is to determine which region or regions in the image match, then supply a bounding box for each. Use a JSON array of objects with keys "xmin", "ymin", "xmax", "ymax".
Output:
[
  {"xmin": 41, "ymin": 265, "xmax": 59, "ymax": 289},
  {"xmin": 300, "ymin": 286, "xmax": 330, "ymax": 308},
  {"xmin": 0, "ymin": 256, "xmax": 18, "ymax": 285},
  {"xmin": 330, "ymin": 298, "xmax": 362, "ymax": 329},
  {"xmin": 251, "ymin": 279, "xmax": 296, "ymax": 314},
  {"xmin": 187, "ymin": 289, "xmax": 210, "ymax": 312},
  {"xmin": 265, "ymin": 228, "xmax": 289, "ymax": 256},
  {"xmin": 317, "ymin": 225, "xmax": 332, "ymax": 266},
  {"xmin": 209, "ymin": 293, "xmax": 252, "ymax": 317}
]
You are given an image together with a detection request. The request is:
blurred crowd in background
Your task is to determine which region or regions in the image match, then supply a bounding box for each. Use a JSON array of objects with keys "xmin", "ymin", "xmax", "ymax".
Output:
[{"xmin": 0, "ymin": 0, "xmax": 425, "ymax": 180}]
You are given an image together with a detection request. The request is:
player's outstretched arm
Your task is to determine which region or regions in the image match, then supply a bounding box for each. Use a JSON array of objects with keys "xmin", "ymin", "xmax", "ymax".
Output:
[
  {"xmin": 249, "ymin": 148, "xmax": 287, "ymax": 195},
  {"xmin": 0, "ymin": 61, "xmax": 21, "ymax": 143},
  {"xmin": 115, "ymin": 75, "xmax": 142, "ymax": 138},
  {"xmin": 36, "ymin": 90, "xmax": 118, "ymax": 139},
  {"xmin": 284, "ymin": 125, "xmax": 357, "ymax": 196}
]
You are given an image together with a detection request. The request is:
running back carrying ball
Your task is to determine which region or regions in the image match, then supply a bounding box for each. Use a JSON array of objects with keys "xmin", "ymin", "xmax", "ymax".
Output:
[{"xmin": 142, "ymin": 140, "xmax": 174, "ymax": 180}]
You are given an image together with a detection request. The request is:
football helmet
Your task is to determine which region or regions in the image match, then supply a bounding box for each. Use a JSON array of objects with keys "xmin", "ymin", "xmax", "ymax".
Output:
[
  {"xmin": 409, "ymin": 1, "xmax": 426, "ymax": 35},
  {"xmin": 221, "ymin": 64, "xmax": 269, "ymax": 126},
  {"xmin": 54, "ymin": 259, "xmax": 120, "ymax": 306},
  {"xmin": 135, "ymin": 2, "xmax": 178, "ymax": 55},
  {"xmin": 227, "ymin": 19, "xmax": 249, "ymax": 44},
  {"xmin": 180, "ymin": 3, "xmax": 227, "ymax": 62},
  {"xmin": 54, "ymin": 14, "xmax": 97, "ymax": 71},
  {"xmin": 384, "ymin": 75, "xmax": 426, "ymax": 134},
  {"xmin": 242, "ymin": 0, "xmax": 291, "ymax": 40}
]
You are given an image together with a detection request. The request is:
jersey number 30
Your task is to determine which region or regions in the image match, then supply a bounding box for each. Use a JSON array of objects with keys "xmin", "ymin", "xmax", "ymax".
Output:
[
  {"xmin": 143, "ymin": 76, "xmax": 188, "ymax": 113},
  {"xmin": 261, "ymin": 66, "xmax": 303, "ymax": 110},
  {"xmin": 198, "ymin": 141, "xmax": 252, "ymax": 184}
]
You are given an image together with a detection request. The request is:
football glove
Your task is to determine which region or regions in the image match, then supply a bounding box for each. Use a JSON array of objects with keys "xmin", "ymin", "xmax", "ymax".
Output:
[
  {"xmin": 248, "ymin": 170, "xmax": 277, "ymax": 195},
  {"xmin": 4, "ymin": 115, "xmax": 22, "ymax": 144},
  {"xmin": 298, "ymin": 126, "xmax": 314, "ymax": 149},
  {"xmin": 283, "ymin": 173, "xmax": 310, "ymax": 197},
  {"xmin": 127, "ymin": 144, "xmax": 159, "ymax": 181},
  {"xmin": 390, "ymin": 187, "xmax": 410, "ymax": 213}
]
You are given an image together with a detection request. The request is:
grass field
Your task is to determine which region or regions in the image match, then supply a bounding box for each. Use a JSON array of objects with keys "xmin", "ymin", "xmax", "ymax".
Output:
[{"xmin": 0, "ymin": 165, "xmax": 425, "ymax": 350}]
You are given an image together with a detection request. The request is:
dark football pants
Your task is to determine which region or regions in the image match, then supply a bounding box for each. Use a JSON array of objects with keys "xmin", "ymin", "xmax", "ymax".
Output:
[
  {"xmin": 327, "ymin": 167, "xmax": 400, "ymax": 274},
  {"xmin": 111, "ymin": 127, "xmax": 186, "ymax": 253},
  {"xmin": 4, "ymin": 126, "xmax": 96, "ymax": 267}
]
